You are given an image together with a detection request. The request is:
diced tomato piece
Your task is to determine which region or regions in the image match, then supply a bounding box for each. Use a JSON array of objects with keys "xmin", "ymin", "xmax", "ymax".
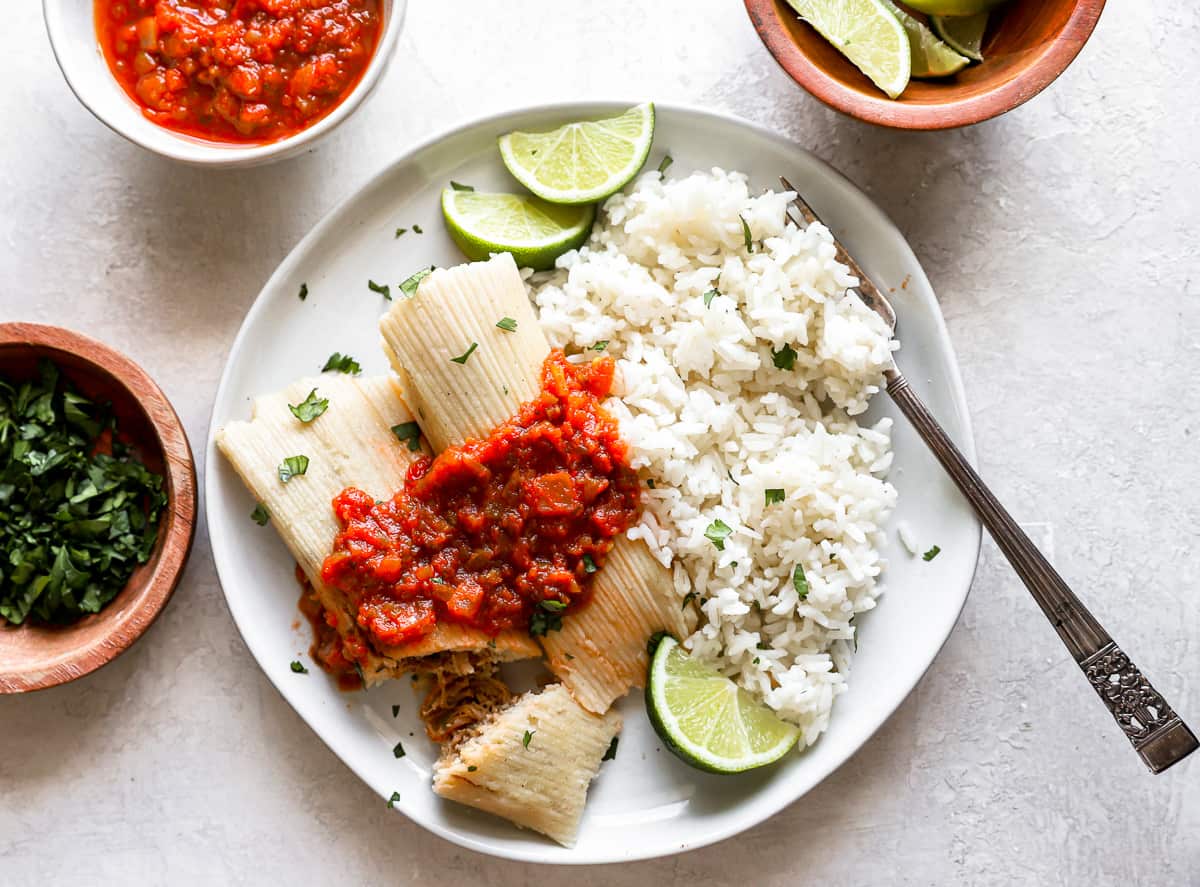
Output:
[
  {"xmin": 358, "ymin": 598, "xmax": 436, "ymax": 646},
  {"xmin": 525, "ymin": 471, "xmax": 581, "ymax": 516},
  {"xmin": 446, "ymin": 579, "xmax": 485, "ymax": 621}
]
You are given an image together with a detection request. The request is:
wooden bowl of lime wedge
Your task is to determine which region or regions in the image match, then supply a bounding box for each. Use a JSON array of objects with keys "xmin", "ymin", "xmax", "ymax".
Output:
[
  {"xmin": 746, "ymin": 0, "xmax": 1105, "ymax": 130},
  {"xmin": 0, "ymin": 324, "xmax": 196, "ymax": 693}
]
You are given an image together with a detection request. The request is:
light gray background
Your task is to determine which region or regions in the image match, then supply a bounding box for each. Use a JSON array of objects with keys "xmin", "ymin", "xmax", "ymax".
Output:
[{"xmin": 2, "ymin": 1, "xmax": 1196, "ymax": 884}]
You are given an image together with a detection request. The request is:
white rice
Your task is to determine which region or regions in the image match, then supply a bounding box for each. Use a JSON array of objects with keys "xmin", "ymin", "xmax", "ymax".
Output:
[{"xmin": 530, "ymin": 168, "xmax": 899, "ymax": 747}]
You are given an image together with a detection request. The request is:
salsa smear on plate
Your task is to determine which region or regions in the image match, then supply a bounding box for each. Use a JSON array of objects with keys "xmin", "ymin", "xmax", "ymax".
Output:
[
  {"xmin": 321, "ymin": 351, "xmax": 641, "ymax": 646},
  {"xmin": 94, "ymin": 0, "xmax": 382, "ymax": 144}
]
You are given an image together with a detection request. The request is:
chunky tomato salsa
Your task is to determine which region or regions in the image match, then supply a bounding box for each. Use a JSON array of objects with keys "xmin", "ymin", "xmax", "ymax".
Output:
[
  {"xmin": 321, "ymin": 352, "xmax": 642, "ymax": 646},
  {"xmin": 95, "ymin": 0, "xmax": 382, "ymax": 143}
]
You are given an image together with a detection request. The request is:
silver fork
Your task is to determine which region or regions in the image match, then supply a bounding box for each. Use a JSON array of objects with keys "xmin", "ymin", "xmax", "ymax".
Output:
[{"xmin": 781, "ymin": 177, "xmax": 1197, "ymax": 774}]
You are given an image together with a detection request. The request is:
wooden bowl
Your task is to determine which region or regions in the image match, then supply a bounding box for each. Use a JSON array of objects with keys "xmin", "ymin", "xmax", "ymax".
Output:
[
  {"xmin": 745, "ymin": 0, "xmax": 1106, "ymax": 130},
  {"xmin": 0, "ymin": 324, "xmax": 196, "ymax": 693}
]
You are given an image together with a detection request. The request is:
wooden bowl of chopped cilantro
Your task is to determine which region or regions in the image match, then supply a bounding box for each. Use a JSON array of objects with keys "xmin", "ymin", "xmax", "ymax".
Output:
[{"xmin": 0, "ymin": 324, "xmax": 196, "ymax": 692}]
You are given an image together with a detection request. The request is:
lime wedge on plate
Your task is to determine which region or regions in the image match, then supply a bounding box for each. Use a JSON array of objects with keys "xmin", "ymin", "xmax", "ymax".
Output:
[
  {"xmin": 646, "ymin": 635, "xmax": 800, "ymax": 773},
  {"xmin": 883, "ymin": 0, "xmax": 970, "ymax": 78},
  {"xmin": 441, "ymin": 189, "xmax": 594, "ymax": 271},
  {"xmin": 931, "ymin": 12, "xmax": 988, "ymax": 62},
  {"xmin": 498, "ymin": 103, "xmax": 655, "ymax": 205},
  {"xmin": 785, "ymin": 0, "xmax": 911, "ymax": 99}
]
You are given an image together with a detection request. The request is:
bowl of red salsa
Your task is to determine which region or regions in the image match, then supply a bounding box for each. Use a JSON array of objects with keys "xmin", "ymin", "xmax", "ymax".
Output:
[{"xmin": 44, "ymin": 0, "xmax": 405, "ymax": 166}]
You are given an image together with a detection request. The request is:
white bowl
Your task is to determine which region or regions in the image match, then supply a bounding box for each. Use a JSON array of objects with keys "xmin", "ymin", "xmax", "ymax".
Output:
[{"xmin": 43, "ymin": 0, "xmax": 406, "ymax": 168}]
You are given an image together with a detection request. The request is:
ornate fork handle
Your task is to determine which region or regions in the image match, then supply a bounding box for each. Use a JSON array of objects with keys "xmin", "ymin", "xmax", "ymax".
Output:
[{"xmin": 886, "ymin": 368, "xmax": 1198, "ymax": 774}]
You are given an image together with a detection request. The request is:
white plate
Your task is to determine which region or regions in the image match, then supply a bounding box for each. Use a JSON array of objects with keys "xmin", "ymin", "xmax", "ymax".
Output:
[{"xmin": 205, "ymin": 102, "xmax": 982, "ymax": 864}]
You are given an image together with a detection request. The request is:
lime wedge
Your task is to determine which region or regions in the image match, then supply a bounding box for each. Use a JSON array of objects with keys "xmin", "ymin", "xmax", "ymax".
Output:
[
  {"xmin": 441, "ymin": 189, "xmax": 595, "ymax": 271},
  {"xmin": 904, "ymin": 0, "xmax": 1005, "ymax": 15},
  {"xmin": 646, "ymin": 636, "xmax": 800, "ymax": 774},
  {"xmin": 931, "ymin": 12, "xmax": 988, "ymax": 62},
  {"xmin": 497, "ymin": 103, "xmax": 655, "ymax": 205},
  {"xmin": 785, "ymin": 0, "xmax": 912, "ymax": 100},
  {"xmin": 882, "ymin": 0, "xmax": 970, "ymax": 78}
]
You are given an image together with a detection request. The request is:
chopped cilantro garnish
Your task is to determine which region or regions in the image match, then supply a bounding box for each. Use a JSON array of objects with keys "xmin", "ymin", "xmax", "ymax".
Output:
[
  {"xmin": 412, "ymin": 224, "xmax": 423, "ymax": 234},
  {"xmin": 394, "ymin": 227, "xmax": 407, "ymax": 238},
  {"xmin": 657, "ymin": 155, "xmax": 673, "ymax": 174},
  {"xmin": 756, "ymin": 641, "xmax": 770, "ymax": 650},
  {"xmin": 322, "ymin": 352, "xmax": 362, "ymax": 375},
  {"xmin": 764, "ymin": 488, "xmax": 785, "ymax": 506},
  {"xmin": 582, "ymin": 554, "xmax": 597, "ymax": 574},
  {"xmin": 467, "ymin": 765, "xmax": 477, "ymax": 772},
  {"xmin": 704, "ymin": 518, "xmax": 733, "ymax": 551},
  {"xmin": 400, "ymin": 267, "xmax": 433, "ymax": 297},
  {"xmin": 602, "ymin": 737, "xmax": 619, "ymax": 761},
  {"xmin": 522, "ymin": 730, "xmax": 534, "ymax": 749},
  {"xmin": 297, "ymin": 282, "xmax": 308, "ymax": 301},
  {"xmin": 393, "ymin": 741, "xmax": 406, "ymax": 758},
  {"xmin": 646, "ymin": 478, "xmax": 655, "ymax": 489},
  {"xmin": 387, "ymin": 791, "xmax": 400, "ymax": 809},
  {"xmin": 771, "ymin": 344, "xmax": 797, "ymax": 371},
  {"xmin": 391, "ymin": 704, "xmax": 400, "ymax": 718},
  {"xmin": 529, "ymin": 598, "xmax": 566, "ymax": 636},
  {"xmin": 450, "ymin": 181, "xmax": 474, "ymax": 191},
  {"xmin": 740, "ymin": 214, "xmax": 754, "ymax": 252},
  {"xmin": 681, "ymin": 590, "xmax": 697, "ymax": 610},
  {"xmin": 390, "ymin": 422, "xmax": 423, "ymax": 452},
  {"xmin": 450, "ymin": 343, "xmax": 478, "ymax": 365},
  {"xmin": 290, "ymin": 660, "xmax": 308, "ymax": 674},
  {"xmin": 496, "ymin": 317, "xmax": 518, "ymax": 332},
  {"xmin": 368, "ymin": 279, "xmax": 391, "ymax": 300},
  {"xmin": 793, "ymin": 564, "xmax": 809, "ymax": 599},
  {"xmin": 703, "ymin": 288, "xmax": 719, "ymax": 308},
  {"xmin": 288, "ymin": 388, "xmax": 328, "ymax": 423},
  {"xmin": 0, "ymin": 360, "xmax": 166, "ymax": 626},
  {"xmin": 923, "ymin": 545, "xmax": 941, "ymax": 562},
  {"xmin": 250, "ymin": 504, "xmax": 270, "ymax": 526},
  {"xmin": 278, "ymin": 455, "xmax": 309, "ymax": 483},
  {"xmin": 591, "ymin": 341, "xmax": 609, "ymax": 352}
]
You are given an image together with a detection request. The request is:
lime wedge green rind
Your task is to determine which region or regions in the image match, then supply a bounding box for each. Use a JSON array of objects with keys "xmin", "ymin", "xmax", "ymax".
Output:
[
  {"xmin": 441, "ymin": 189, "xmax": 594, "ymax": 271},
  {"xmin": 498, "ymin": 103, "xmax": 656, "ymax": 205},
  {"xmin": 784, "ymin": 0, "xmax": 911, "ymax": 100},
  {"xmin": 646, "ymin": 635, "xmax": 800, "ymax": 774},
  {"xmin": 931, "ymin": 12, "xmax": 988, "ymax": 62},
  {"xmin": 882, "ymin": 0, "xmax": 970, "ymax": 78}
]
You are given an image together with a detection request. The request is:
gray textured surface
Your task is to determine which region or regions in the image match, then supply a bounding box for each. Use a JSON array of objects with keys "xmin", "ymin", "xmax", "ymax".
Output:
[{"xmin": 1, "ymin": 1, "xmax": 1197, "ymax": 884}]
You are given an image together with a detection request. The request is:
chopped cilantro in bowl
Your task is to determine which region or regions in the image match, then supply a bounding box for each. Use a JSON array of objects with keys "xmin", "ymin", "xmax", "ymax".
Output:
[{"xmin": 0, "ymin": 359, "xmax": 167, "ymax": 625}]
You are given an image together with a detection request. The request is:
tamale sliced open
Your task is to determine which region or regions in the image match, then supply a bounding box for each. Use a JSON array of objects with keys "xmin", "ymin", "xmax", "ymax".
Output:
[{"xmin": 432, "ymin": 683, "xmax": 621, "ymax": 846}]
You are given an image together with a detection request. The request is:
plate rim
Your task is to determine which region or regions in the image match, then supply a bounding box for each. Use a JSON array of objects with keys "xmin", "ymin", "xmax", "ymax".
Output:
[{"xmin": 204, "ymin": 99, "xmax": 983, "ymax": 864}]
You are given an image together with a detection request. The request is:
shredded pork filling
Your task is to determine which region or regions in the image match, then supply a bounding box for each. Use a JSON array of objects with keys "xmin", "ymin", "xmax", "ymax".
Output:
[{"xmin": 418, "ymin": 654, "xmax": 513, "ymax": 744}]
